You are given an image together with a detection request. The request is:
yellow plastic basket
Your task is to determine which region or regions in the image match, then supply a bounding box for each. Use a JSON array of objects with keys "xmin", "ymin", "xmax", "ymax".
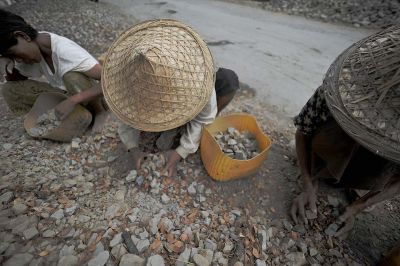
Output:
[{"xmin": 200, "ymin": 113, "xmax": 272, "ymax": 181}]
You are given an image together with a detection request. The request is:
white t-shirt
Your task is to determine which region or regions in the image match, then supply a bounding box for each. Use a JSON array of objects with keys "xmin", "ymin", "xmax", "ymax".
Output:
[{"xmin": 15, "ymin": 32, "xmax": 98, "ymax": 90}]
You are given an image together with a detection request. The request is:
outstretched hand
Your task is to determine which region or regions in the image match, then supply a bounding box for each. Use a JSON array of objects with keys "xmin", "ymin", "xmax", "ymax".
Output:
[
  {"xmin": 130, "ymin": 147, "xmax": 148, "ymax": 170},
  {"xmin": 162, "ymin": 150, "xmax": 181, "ymax": 178},
  {"xmin": 291, "ymin": 183, "xmax": 317, "ymax": 224},
  {"xmin": 0, "ymin": 57, "xmax": 14, "ymax": 82},
  {"xmin": 333, "ymin": 207, "xmax": 357, "ymax": 240},
  {"xmin": 55, "ymin": 98, "xmax": 77, "ymax": 120}
]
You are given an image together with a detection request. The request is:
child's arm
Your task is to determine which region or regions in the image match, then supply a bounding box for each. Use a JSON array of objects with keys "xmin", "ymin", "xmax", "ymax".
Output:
[
  {"xmin": 0, "ymin": 57, "xmax": 27, "ymax": 82},
  {"xmin": 163, "ymin": 90, "xmax": 218, "ymax": 178},
  {"xmin": 6, "ymin": 68, "xmax": 28, "ymax": 81},
  {"xmin": 55, "ymin": 64, "xmax": 103, "ymax": 119}
]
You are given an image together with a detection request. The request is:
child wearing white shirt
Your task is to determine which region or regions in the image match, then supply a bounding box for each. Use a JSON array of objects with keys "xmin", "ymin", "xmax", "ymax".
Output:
[{"xmin": 0, "ymin": 9, "xmax": 107, "ymax": 132}]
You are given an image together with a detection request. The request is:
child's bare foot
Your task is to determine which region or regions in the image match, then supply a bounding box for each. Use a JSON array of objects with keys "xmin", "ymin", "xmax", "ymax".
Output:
[{"xmin": 92, "ymin": 111, "xmax": 110, "ymax": 133}]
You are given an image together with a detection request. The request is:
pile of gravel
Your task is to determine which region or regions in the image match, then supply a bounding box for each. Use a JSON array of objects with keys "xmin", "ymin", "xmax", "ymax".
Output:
[
  {"xmin": 29, "ymin": 109, "xmax": 61, "ymax": 137},
  {"xmin": 6, "ymin": 0, "xmax": 138, "ymax": 56},
  {"xmin": 214, "ymin": 127, "xmax": 259, "ymax": 160},
  {"xmin": 252, "ymin": 0, "xmax": 400, "ymax": 29}
]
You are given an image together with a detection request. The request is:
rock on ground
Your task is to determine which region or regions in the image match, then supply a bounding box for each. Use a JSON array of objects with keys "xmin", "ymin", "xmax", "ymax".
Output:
[{"xmin": 119, "ymin": 254, "xmax": 145, "ymax": 266}]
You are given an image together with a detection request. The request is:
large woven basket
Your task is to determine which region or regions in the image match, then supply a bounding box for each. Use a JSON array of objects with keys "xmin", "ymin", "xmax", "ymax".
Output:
[
  {"xmin": 325, "ymin": 25, "xmax": 400, "ymax": 164},
  {"xmin": 101, "ymin": 19, "xmax": 215, "ymax": 132}
]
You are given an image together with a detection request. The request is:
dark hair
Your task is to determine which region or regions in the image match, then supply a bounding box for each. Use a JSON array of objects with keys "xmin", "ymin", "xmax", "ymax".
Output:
[{"xmin": 0, "ymin": 9, "xmax": 38, "ymax": 55}]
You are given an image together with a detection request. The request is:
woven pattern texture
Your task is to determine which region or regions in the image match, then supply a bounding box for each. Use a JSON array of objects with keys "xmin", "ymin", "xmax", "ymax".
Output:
[
  {"xmin": 102, "ymin": 19, "xmax": 215, "ymax": 132},
  {"xmin": 325, "ymin": 25, "xmax": 400, "ymax": 164}
]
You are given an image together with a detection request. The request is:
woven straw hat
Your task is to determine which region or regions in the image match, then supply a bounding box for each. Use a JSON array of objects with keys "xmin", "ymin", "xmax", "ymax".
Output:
[
  {"xmin": 325, "ymin": 25, "xmax": 400, "ymax": 164},
  {"xmin": 101, "ymin": 19, "xmax": 215, "ymax": 132}
]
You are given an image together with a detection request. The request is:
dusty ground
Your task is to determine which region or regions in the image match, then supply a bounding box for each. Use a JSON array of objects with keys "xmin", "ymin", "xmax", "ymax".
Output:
[
  {"xmin": 102, "ymin": 0, "xmax": 374, "ymax": 119},
  {"xmin": 1, "ymin": 0, "xmax": 399, "ymax": 265}
]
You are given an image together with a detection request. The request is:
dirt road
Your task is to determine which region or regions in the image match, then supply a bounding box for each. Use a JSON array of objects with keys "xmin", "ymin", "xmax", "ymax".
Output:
[{"xmin": 103, "ymin": 0, "xmax": 374, "ymax": 118}]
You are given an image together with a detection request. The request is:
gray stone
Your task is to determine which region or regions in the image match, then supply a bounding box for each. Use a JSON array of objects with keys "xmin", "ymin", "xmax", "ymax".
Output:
[
  {"xmin": 88, "ymin": 251, "xmax": 109, "ymax": 266},
  {"xmin": 51, "ymin": 209, "xmax": 64, "ymax": 220},
  {"xmin": 205, "ymin": 239, "xmax": 217, "ymax": 251},
  {"xmin": 126, "ymin": 170, "xmax": 137, "ymax": 182},
  {"xmin": 43, "ymin": 230, "xmax": 56, "ymax": 238},
  {"xmin": 204, "ymin": 249, "xmax": 213, "ymax": 264},
  {"xmin": 160, "ymin": 217, "xmax": 174, "ymax": 233},
  {"xmin": 255, "ymin": 260, "xmax": 266, "ymax": 266},
  {"xmin": 10, "ymin": 215, "xmax": 38, "ymax": 235},
  {"xmin": 283, "ymin": 219, "xmax": 293, "ymax": 231},
  {"xmin": 188, "ymin": 183, "xmax": 197, "ymax": 195},
  {"xmin": 324, "ymin": 224, "xmax": 338, "ymax": 236},
  {"xmin": 115, "ymin": 190, "xmax": 125, "ymax": 202},
  {"xmin": 136, "ymin": 176, "xmax": 144, "ymax": 186},
  {"xmin": 149, "ymin": 217, "xmax": 160, "ymax": 235},
  {"xmin": 65, "ymin": 205, "xmax": 78, "ymax": 216},
  {"xmin": 12, "ymin": 202, "xmax": 28, "ymax": 215},
  {"xmin": 258, "ymin": 230, "xmax": 268, "ymax": 252},
  {"xmin": 119, "ymin": 254, "xmax": 144, "ymax": 266},
  {"xmin": 327, "ymin": 195, "xmax": 340, "ymax": 208},
  {"xmin": 3, "ymin": 143, "xmax": 13, "ymax": 150},
  {"xmin": 231, "ymin": 210, "xmax": 241, "ymax": 217},
  {"xmin": 105, "ymin": 204, "xmax": 121, "ymax": 220},
  {"xmin": 228, "ymin": 139, "xmax": 237, "ymax": 145},
  {"xmin": 0, "ymin": 191, "xmax": 13, "ymax": 204},
  {"xmin": 90, "ymin": 243, "xmax": 102, "ymax": 257},
  {"xmin": 57, "ymin": 255, "xmax": 78, "ymax": 266},
  {"xmin": 110, "ymin": 233, "xmax": 122, "ymax": 247},
  {"xmin": 78, "ymin": 215, "xmax": 90, "ymax": 223},
  {"xmin": 138, "ymin": 230, "xmax": 149, "ymax": 240},
  {"xmin": 305, "ymin": 210, "xmax": 317, "ymax": 220},
  {"xmin": 328, "ymin": 249, "xmax": 343, "ymax": 258},
  {"xmin": 89, "ymin": 233, "xmax": 100, "ymax": 247},
  {"xmin": 213, "ymin": 251, "xmax": 223, "ymax": 262},
  {"xmin": 200, "ymin": 211, "xmax": 209, "ymax": 218},
  {"xmin": 235, "ymin": 151, "xmax": 246, "ymax": 160},
  {"xmin": 309, "ymin": 248, "xmax": 318, "ymax": 257},
  {"xmin": 297, "ymin": 241, "xmax": 308, "ymax": 253},
  {"xmin": 62, "ymin": 228, "xmax": 75, "ymax": 239},
  {"xmin": 227, "ymin": 127, "xmax": 236, "ymax": 135},
  {"xmin": 223, "ymin": 240, "xmax": 234, "ymax": 254},
  {"xmin": 23, "ymin": 227, "xmax": 39, "ymax": 240},
  {"xmin": 218, "ymin": 257, "xmax": 228, "ymax": 266},
  {"xmin": 4, "ymin": 253, "xmax": 34, "ymax": 266},
  {"xmin": 161, "ymin": 194, "xmax": 170, "ymax": 204},
  {"xmin": 193, "ymin": 254, "xmax": 210, "ymax": 266},
  {"xmin": 128, "ymin": 208, "xmax": 140, "ymax": 223},
  {"xmin": 0, "ymin": 241, "xmax": 10, "ymax": 254},
  {"xmin": 136, "ymin": 239, "xmax": 150, "ymax": 253},
  {"xmin": 293, "ymin": 224, "xmax": 306, "ymax": 235},
  {"xmin": 233, "ymin": 263, "xmax": 244, "ymax": 266},
  {"xmin": 146, "ymin": 255, "xmax": 165, "ymax": 266},
  {"xmin": 198, "ymin": 195, "xmax": 206, "ymax": 203},
  {"xmin": 29, "ymin": 258, "xmax": 44, "ymax": 266},
  {"xmin": 111, "ymin": 244, "xmax": 127, "ymax": 261},
  {"xmin": 286, "ymin": 252, "xmax": 307, "ymax": 266},
  {"xmin": 71, "ymin": 138, "xmax": 80, "ymax": 149},
  {"xmin": 64, "ymin": 179, "xmax": 77, "ymax": 188},
  {"xmin": 59, "ymin": 245, "xmax": 75, "ymax": 257},
  {"xmin": 176, "ymin": 247, "xmax": 191, "ymax": 266}
]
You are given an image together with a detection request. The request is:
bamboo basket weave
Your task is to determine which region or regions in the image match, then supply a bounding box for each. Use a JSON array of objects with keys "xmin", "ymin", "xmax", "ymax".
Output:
[
  {"xmin": 325, "ymin": 25, "xmax": 400, "ymax": 164},
  {"xmin": 101, "ymin": 19, "xmax": 215, "ymax": 132}
]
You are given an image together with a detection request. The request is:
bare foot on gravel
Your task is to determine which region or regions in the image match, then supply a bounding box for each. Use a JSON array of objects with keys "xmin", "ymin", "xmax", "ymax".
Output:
[{"xmin": 92, "ymin": 111, "xmax": 110, "ymax": 133}]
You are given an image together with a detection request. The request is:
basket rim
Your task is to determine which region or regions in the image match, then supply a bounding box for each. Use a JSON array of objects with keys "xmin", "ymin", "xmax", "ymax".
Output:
[{"xmin": 324, "ymin": 28, "xmax": 400, "ymax": 164}]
